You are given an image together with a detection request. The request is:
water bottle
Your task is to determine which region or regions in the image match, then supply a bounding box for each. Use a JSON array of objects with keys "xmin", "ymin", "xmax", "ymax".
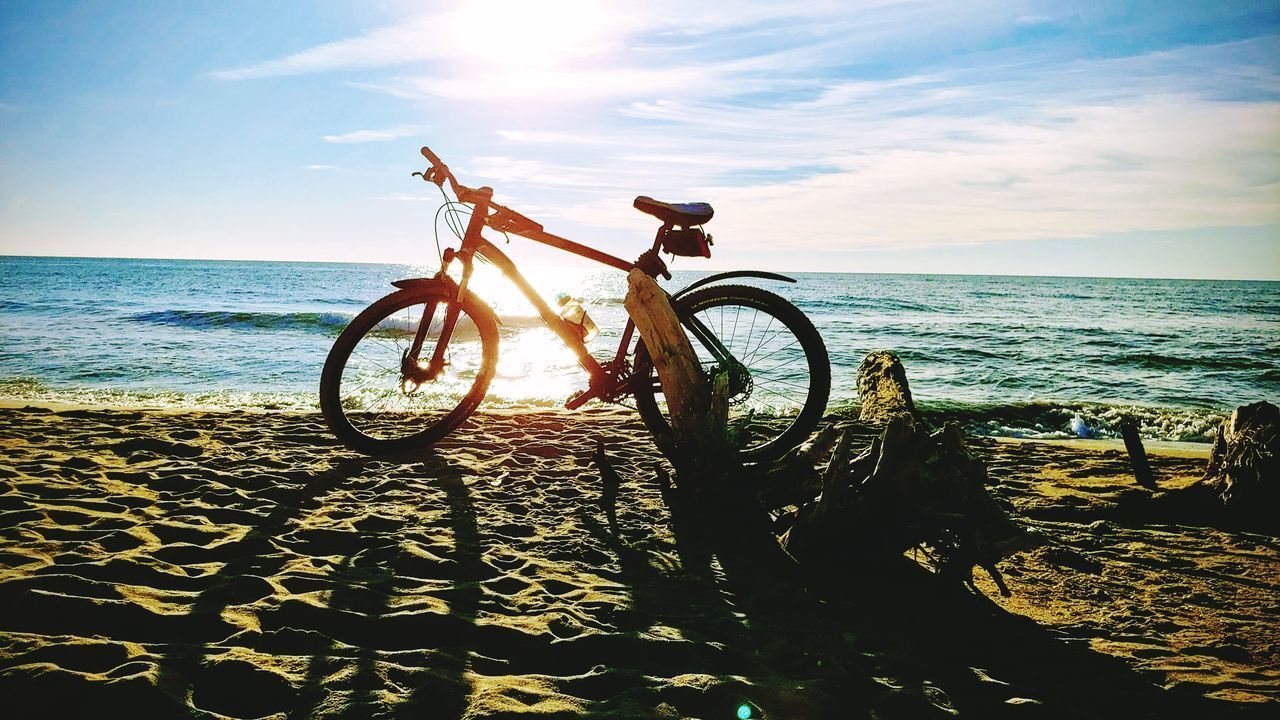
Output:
[{"xmin": 555, "ymin": 292, "xmax": 598, "ymax": 342}]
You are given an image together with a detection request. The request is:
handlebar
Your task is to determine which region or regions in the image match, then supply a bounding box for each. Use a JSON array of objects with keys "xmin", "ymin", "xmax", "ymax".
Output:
[
  {"xmin": 418, "ymin": 145, "xmax": 541, "ymax": 234},
  {"xmin": 420, "ymin": 145, "xmax": 444, "ymax": 168},
  {"xmin": 415, "ymin": 145, "xmax": 639, "ymax": 275},
  {"xmin": 417, "ymin": 146, "xmax": 471, "ymax": 200}
]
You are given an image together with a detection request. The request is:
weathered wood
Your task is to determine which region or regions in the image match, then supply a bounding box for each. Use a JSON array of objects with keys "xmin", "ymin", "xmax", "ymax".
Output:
[
  {"xmin": 785, "ymin": 408, "xmax": 1039, "ymax": 587},
  {"xmin": 856, "ymin": 350, "xmax": 917, "ymax": 422},
  {"xmin": 1119, "ymin": 420, "xmax": 1156, "ymax": 489},
  {"xmin": 752, "ymin": 425, "xmax": 847, "ymax": 510},
  {"xmin": 623, "ymin": 269, "xmax": 719, "ymax": 458},
  {"xmin": 619, "ymin": 287, "xmax": 1038, "ymax": 596},
  {"xmin": 1199, "ymin": 401, "xmax": 1278, "ymax": 530},
  {"xmin": 624, "ymin": 269, "xmax": 805, "ymax": 585},
  {"xmin": 814, "ymin": 426, "xmax": 858, "ymax": 521}
]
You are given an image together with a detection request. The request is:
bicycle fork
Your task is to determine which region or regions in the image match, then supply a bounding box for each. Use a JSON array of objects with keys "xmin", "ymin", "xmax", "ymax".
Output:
[{"xmin": 403, "ymin": 189, "xmax": 492, "ymax": 386}]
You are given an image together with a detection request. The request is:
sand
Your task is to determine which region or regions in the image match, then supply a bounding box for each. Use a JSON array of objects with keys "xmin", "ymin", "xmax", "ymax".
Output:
[{"xmin": 0, "ymin": 405, "xmax": 1276, "ymax": 719}]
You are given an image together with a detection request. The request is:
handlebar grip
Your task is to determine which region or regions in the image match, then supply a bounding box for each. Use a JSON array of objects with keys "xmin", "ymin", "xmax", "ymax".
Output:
[{"xmin": 421, "ymin": 146, "xmax": 444, "ymax": 167}]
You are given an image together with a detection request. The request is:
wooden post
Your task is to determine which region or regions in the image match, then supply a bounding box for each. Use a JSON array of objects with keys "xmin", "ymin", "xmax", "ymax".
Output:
[
  {"xmin": 1119, "ymin": 420, "xmax": 1156, "ymax": 490},
  {"xmin": 623, "ymin": 269, "xmax": 725, "ymax": 460},
  {"xmin": 623, "ymin": 268, "xmax": 807, "ymax": 587}
]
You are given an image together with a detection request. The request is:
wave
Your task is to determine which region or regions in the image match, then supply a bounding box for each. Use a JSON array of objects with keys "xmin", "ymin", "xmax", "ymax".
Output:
[
  {"xmin": 0, "ymin": 377, "xmax": 320, "ymax": 412},
  {"xmin": 1112, "ymin": 352, "xmax": 1272, "ymax": 372},
  {"xmin": 130, "ymin": 309, "xmax": 554, "ymax": 336},
  {"xmin": 907, "ymin": 400, "xmax": 1226, "ymax": 443},
  {"xmin": 131, "ymin": 310, "xmax": 353, "ymax": 334},
  {"xmin": 826, "ymin": 398, "xmax": 1226, "ymax": 443},
  {"xmin": 802, "ymin": 297, "xmax": 936, "ymax": 313}
]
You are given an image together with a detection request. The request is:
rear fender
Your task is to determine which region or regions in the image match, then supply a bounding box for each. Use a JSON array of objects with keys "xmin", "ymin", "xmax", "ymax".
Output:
[{"xmin": 670, "ymin": 270, "xmax": 795, "ymax": 301}]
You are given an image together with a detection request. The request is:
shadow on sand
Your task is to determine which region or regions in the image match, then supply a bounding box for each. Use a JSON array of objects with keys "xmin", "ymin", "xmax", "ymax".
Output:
[
  {"xmin": 579, "ymin": 480, "xmax": 1266, "ymax": 719},
  {"xmin": 142, "ymin": 450, "xmax": 487, "ymax": 719}
]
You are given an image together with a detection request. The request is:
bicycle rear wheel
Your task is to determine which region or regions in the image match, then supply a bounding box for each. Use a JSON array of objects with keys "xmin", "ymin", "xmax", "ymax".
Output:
[
  {"xmin": 319, "ymin": 285, "xmax": 498, "ymax": 454},
  {"xmin": 632, "ymin": 283, "xmax": 830, "ymax": 462}
]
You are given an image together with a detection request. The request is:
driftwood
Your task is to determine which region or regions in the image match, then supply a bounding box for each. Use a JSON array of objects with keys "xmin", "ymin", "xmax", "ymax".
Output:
[
  {"xmin": 1120, "ymin": 420, "xmax": 1156, "ymax": 489},
  {"xmin": 1201, "ymin": 401, "xmax": 1278, "ymax": 516},
  {"xmin": 1116, "ymin": 401, "xmax": 1280, "ymax": 532},
  {"xmin": 622, "ymin": 270, "xmax": 802, "ymax": 581},
  {"xmin": 856, "ymin": 350, "xmax": 917, "ymax": 422},
  {"xmin": 784, "ymin": 354, "xmax": 1039, "ymax": 595},
  {"xmin": 622, "ymin": 270, "xmax": 723, "ymax": 467},
  {"xmin": 611, "ymin": 284, "xmax": 1037, "ymax": 595}
]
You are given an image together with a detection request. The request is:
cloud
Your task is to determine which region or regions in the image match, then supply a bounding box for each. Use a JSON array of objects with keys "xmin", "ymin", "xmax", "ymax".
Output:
[
  {"xmin": 303, "ymin": 164, "xmax": 338, "ymax": 171},
  {"xmin": 353, "ymin": 65, "xmax": 731, "ymax": 102},
  {"xmin": 212, "ymin": 2, "xmax": 1280, "ymax": 257},
  {"xmin": 322, "ymin": 125, "xmax": 426, "ymax": 144},
  {"xmin": 484, "ymin": 38, "xmax": 1280, "ymax": 252},
  {"xmin": 495, "ymin": 130, "xmax": 615, "ymax": 145},
  {"xmin": 695, "ymin": 97, "xmax": 1280, "ymax": 252},
  {"xmin": 372, "ymin": 192, "xmax": 436, "ymax": 202},
  {"xmin": 210, "ymin": 14, "xmax": 451, "ymax": 80}
]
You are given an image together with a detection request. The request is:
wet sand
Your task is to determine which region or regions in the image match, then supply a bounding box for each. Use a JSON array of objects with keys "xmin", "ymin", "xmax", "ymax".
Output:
[{"xmin": 0, "ymin": 406, "xmax": 1275, "ymax": 718}]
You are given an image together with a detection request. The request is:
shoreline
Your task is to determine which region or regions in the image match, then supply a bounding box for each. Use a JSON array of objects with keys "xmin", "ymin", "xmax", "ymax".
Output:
[
  {"xmin": 0, "ymin": 398, "xmax": 1218, "ymax": 455},
  {"xmin": 990, "ymin": 434, "xmax": 1212, "ymax": 458}
]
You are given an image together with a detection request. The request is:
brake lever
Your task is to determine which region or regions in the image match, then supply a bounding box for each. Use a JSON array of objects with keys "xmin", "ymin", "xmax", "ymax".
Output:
[{"xmin": 411, "ymin": 167, "xmax": 447, "ymax": 186}]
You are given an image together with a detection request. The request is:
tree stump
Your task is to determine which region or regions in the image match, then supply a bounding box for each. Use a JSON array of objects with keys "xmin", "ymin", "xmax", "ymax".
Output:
[{"xmin": 1199, "ymin": 401, "xmax": 1278, "ymax": 530}]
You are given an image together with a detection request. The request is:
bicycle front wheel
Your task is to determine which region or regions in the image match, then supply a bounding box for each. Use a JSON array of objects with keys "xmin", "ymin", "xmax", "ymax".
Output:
[
  {"xmin": 632, "ymin": 283, "xmax": 830, "ymax": 462},
  {"xmin": 319, "ymin": 285, "xmax": 499, "ymax": 454}
]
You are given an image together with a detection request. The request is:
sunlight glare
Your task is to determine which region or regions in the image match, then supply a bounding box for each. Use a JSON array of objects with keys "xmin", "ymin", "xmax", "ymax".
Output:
[{"xmin": 445, "ymin": 0, "xmax": 615, "ymax": 70}]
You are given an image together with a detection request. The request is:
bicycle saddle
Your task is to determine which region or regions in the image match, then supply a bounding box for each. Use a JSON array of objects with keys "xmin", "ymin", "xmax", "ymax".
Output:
[{"xmin": 633, "ymin": 196, "xmax": 714, "ymax": 226}]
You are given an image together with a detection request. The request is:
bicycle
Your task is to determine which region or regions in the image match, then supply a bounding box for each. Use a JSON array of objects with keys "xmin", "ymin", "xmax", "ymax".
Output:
[{"xmin": 319, "ymin": 147, "xmax": 830, "ymax": 460}]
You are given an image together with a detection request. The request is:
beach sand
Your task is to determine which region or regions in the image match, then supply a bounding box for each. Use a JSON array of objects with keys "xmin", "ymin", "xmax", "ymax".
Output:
[{"xmin": 0, "ymin": 405, "xmax": 1276, "ymax": 718}]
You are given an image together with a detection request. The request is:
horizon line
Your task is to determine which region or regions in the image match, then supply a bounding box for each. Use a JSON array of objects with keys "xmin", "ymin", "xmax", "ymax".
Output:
[{"xmin": 3, "ymin": 252, "xmax": 1278, "ymax": 284}]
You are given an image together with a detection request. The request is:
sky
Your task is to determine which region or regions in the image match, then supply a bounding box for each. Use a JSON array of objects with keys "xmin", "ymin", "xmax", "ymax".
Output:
[{"xmin": 1, "ymin": 0, "xmax": 1278, "ymax": 279}]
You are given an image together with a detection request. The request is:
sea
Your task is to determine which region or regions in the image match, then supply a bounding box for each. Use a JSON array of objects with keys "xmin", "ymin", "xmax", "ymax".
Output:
[{"xmin": 2, "ymin": 255, "xmax": 1276, "ymax": 444}]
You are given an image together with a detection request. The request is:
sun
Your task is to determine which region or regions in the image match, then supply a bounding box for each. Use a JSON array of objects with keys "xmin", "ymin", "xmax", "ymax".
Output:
[{"xmin": 444, "ymin": 0, "xmax": 616, "ymax": 70}]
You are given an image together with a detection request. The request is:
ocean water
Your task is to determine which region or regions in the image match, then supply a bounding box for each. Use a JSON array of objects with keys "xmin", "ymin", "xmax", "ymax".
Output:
[{"xmin": 1, "ymin": 255, "xmax": 1276, "ymax": 443}]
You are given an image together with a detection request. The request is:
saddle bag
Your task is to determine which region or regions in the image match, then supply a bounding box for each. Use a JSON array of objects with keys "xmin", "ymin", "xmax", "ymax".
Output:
[{"xmin": 660, "ymin": 227, "xmax": 712, "ymax": 258}]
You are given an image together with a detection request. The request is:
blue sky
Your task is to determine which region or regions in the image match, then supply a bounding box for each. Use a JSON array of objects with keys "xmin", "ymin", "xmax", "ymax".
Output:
[{"xmin": 1, "ymin": 0, "xmax": 1277, "ymax": 278}]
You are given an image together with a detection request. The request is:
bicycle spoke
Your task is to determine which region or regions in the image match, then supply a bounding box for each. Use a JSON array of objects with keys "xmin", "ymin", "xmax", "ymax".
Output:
[
  {"xmin": 749, "ymin": 339, "xmax": 805, "ymax": 374},
  {"xmin": 743, "ymin": 315, "xmax": 776, "ymax": 365},
  {"xmin": 351, "ymin": 349, "xmax": 396, "ymax": 373},
  {"xmin": 753, "ymin": 375, "xmax": 811, "ymax": 392},
  {"xmin": 335, "ymin": 296, "xmax": 487, "ymax": 442},
  {"xmin": 729, "ymin": 305, "xmax": 742, "ymax": 352},
  {"xmin": 752, "ymin": 384, "xmax": 806, "ymax": 407},
  {"xmin": 741, "ymin": 307, "xmax": 760, "ymax": 359},
  {"xmin": 746, "ymin": 321, "xmax": 789, "ymax": 366}
]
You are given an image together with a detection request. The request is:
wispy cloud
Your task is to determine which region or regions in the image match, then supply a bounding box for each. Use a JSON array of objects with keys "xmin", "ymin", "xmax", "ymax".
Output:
[
  {"xmin": 303, "ymin": 164, "xmax": 338, "ymax": 171},
  {"xmin": 487, "ymin": 37, "xmax": 1280, "ymax": 251},
  {"xmin": 210, "ymin": 14, "xmax": 451, "ymax": 80},
  {"xmin": 322, "ymin": 125, "xmax": 426, "ymax": 144},
  {"xmin": 372, "ymin": 192, "xmax": 436, "ymax": 202}
]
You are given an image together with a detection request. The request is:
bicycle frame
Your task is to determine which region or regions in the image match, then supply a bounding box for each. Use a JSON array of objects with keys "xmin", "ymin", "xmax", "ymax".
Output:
[{"xmin": 412, "ymin": 182, "xmax": 745, "ymax": 409}]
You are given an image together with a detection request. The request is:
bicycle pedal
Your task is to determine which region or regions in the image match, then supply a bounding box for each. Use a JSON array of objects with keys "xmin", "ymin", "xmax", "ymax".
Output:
[{"xmin": 564, "ymin": 388, "xmax": 594, "ymax": 410}]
